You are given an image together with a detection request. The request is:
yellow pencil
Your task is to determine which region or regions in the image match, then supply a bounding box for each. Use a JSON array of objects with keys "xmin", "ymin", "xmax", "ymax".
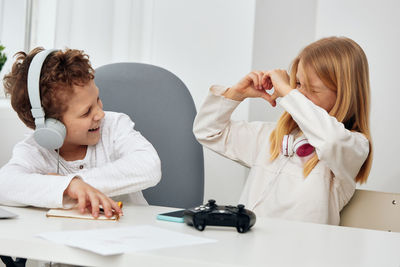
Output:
[{"xmin": 115, "ymin": 201, "xmax": 123, "ymax": 221}]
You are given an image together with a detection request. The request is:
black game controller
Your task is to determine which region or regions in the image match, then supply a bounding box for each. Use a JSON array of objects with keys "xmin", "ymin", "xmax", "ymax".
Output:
[{"xmin": 183, "ymin": 199, "xmax": 256, "ymax": 233}]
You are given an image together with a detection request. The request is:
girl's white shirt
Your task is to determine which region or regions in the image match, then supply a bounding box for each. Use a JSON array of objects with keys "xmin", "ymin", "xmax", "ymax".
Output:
[
  {"xmin": 193, "ymin": 85, "xmax": 369, "ymax": 225},
  {"xmin": 0, "ymin": 111, "xmax": 161, "ymax": 208}
]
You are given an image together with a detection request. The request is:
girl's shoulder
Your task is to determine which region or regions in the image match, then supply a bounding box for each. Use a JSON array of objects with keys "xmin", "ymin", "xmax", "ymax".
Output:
[{"xmin": 352, "ymin": 131, "xmax": 369, "ymax": 142}]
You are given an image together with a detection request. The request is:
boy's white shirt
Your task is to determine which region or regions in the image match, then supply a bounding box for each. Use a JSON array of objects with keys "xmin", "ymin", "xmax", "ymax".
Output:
[
  {"xmin": 193, "ymin": 85, "xmax": 369, "ymax": 225},
  {"xmin": 0, "ymin": 111, "xmax": 162, "ymax": 208}
]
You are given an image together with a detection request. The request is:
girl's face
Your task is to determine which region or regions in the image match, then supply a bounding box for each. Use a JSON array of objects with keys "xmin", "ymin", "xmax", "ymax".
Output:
[
  {"xmin": 61, "ymin": 79, "xmax": 105, "ymax": 152},
  {"xmin": 296, "ymin": 61, "xmax": 337, "ymax": 112}
]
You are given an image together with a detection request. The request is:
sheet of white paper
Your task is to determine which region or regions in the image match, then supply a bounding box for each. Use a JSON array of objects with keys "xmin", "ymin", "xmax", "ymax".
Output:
[{"xmin": 37, "ymin": 225, "xmax": 216, "ymax": 256}]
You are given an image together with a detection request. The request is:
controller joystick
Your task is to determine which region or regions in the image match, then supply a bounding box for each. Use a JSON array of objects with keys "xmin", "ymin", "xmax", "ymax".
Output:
[
  {"xmin": 184, "ymin": 200, "xmax": 256, "ymax": 233},
  {"xmin": 208, "ymin": 199, "xmax": 216, "ymax": 206}
]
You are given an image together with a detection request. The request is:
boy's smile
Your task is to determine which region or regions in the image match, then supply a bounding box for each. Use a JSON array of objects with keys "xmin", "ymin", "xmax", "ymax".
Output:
[
  {"xmin": 88, "ymin": 126, "xmax": 100, "ymax": 132},
  {"xmin": 59, "ymin": 79, "xmax": 105, "ymax": 160}
]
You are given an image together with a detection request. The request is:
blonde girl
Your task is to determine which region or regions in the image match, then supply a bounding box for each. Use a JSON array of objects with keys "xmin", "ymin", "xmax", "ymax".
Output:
[{"xmin": 193, "ymin": 37, "xmax": 372, "ymax": 225}]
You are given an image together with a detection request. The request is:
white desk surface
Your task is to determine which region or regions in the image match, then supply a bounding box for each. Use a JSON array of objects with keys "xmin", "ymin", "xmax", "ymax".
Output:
[{"xmin": 0, "ymin": 205, "xmax": 399, "ymax": 267}]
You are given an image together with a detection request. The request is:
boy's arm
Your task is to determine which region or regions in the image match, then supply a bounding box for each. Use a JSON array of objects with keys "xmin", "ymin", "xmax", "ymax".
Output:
[
  {"xmin": 75, "ymin": 113, "xmax": 162, "ymax": 197},
  {"xmin": 0, "ymin": 148, "xmax": 75, "ymax": 208},
  {"xmin": 193, "ymin": 85, "xmax": 276, "ymax": 168}
]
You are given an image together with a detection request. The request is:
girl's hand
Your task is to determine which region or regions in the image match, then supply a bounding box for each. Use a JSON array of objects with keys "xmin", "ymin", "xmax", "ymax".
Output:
[
  {"xmin": 223, "ymin": 71, "xmax": 276, "ymax": 106},
  {"xmin": 262, "ymin": 69, "xmax": 292, "ymax": 99},
  {"xmin": 64, "ymin": 177, "xmax": 123, "ymax": 218}
]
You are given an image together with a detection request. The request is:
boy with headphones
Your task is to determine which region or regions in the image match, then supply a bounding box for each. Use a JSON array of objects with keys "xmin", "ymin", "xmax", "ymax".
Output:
[{"xmin": 0, "ymin": 47, "xmax": 162, "ymax": 218}]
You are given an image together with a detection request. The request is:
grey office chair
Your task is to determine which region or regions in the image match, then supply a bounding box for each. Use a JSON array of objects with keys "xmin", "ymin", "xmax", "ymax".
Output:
[
  {"xmin": 94, "ymin": 63, "xmax": 204, "ymax": 208},
  {"xmin": 340, "ymin": 189, "xmax": 400, "ymax": 232}
]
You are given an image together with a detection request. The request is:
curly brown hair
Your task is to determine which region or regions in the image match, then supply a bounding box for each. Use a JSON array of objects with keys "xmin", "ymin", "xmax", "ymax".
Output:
[{"xmin": 3, "ymin": 47, "xmax": 95, "ymax": 129}]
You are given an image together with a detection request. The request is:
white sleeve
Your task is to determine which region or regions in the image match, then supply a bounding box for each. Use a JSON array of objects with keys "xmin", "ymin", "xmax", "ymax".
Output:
[
  {"xmin": 193, "ymin": 85, "xmax": 276, "ymax": 167},
  {"xmin": 0, "ymin": 143, "xmax": 75, "ymax": 208},
  {"xmin": 279, "ymin": 90, "xmax": 370, "ymax": 182},
  {"xmin": 75, "ymin": 113, "xmax": 162, "ymax": 197}
]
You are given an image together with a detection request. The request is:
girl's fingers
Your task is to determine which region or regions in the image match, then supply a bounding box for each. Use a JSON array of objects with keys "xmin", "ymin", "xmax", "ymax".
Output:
[
  {"xmin": 247, "ymin": 72, "xmax": 260, "ymax": 89},
  {"xmin": 250, "ymin": 71, "xmax": 270, "ymax": 91},
  {"xmin": 262, "ymin": 73, "xmax": 273, "ymax": 90},
  {"xmin": 271, "ymin": 92, "xmax": 279, "ymax": 103},
  {"xmin": 254, "ymin": 71, "xmax": 264, "ymax": 90},
  {"xmin": 260, "ymin": 91, "xmax": 276, "ymax": 107},
  {"xmin": 232, "ymin": 70, "xmax": 290, "ymax": 101},
  {"xmin": 261, "ymin": 72, "xmax": 268, "ymax": 85}
]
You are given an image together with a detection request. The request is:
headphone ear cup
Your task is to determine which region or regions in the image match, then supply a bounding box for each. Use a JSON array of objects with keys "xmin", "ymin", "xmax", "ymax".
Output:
[
  {"xmin": 287, "ymin": 135, "xmax": 294, "ymax": 156},
  {"xmin": 281, "ymin": 134, "xmax": 294, "ymax": 156},
  {"xmin": 33, "ymin": 118, "xmax": 66, "ymax": 150}
]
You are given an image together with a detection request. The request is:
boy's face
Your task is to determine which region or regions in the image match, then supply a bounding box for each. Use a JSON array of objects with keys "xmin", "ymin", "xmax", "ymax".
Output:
[{"xmin": 61, "ymin": 79, "xmax": 105, "ymax": 151}]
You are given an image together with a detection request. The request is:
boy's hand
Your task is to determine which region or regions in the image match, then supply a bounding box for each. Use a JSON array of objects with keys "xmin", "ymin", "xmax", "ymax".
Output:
[
  {"xmin": 223, "ymin": 71, "xmax": 276, "ymax": 106},
  {"xmin": 64, "ymin": 177, "xmax": 123, "ymax": 218}
]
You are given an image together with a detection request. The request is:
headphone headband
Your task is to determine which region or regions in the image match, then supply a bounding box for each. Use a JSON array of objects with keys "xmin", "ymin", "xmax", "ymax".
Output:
[
  {"xmin": 27, "ymin": 48, "xmax": 66, "ymax": 150},
  {"xmin": 27, "ymin": 49, "xmax": 58, "ymax": 128}
]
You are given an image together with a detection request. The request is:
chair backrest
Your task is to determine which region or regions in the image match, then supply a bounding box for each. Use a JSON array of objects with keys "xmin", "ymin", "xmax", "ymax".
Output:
[
  {"xmin": 340, "ymin": 189, "xmax": 400, "ymax": 232},
  {"xmin": 94, "ymin": 62, "xmax": 204, "ymax": 208}
]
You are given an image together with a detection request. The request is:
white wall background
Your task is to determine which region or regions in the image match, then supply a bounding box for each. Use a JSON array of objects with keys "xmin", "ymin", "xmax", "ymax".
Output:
[
  {"xmin": 0, "ymin": 0, "xmax": 26, "ymax": 98},
  {"xmin": 0, "ymin": 0, "xmax": 400, "ymax": 207}
]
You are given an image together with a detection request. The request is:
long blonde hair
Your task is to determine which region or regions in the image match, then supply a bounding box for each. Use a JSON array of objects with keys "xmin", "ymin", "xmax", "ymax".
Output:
[{"xmin": 269, "ymin": 36, "xmax": 372, "ymax": 184}]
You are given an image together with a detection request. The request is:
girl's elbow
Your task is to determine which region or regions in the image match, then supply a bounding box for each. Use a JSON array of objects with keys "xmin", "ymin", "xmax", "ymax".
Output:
[
  {"xmin": 193, "ymin": 127, "xmax": 223, "ymax": 145},
  {"xmin": 192, "ymin": 124, "xmax": 207, "ymax": 142},
  {"xmin": 192, "ymin": 118, "xmax": 216, "ymax": 143}
]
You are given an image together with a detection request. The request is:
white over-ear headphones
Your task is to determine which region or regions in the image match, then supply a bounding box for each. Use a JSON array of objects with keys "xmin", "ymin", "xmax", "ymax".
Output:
[
  {"xmin": 27, "ymin": 49, "xmax": 66, "ymax": 150},
  {"xmin": 282, "ymin": 134, "xmax": 315, "ymax": 157},
  {"xmin": 282, "ymin": 134, "xmax": 295, "ymax": 156}
]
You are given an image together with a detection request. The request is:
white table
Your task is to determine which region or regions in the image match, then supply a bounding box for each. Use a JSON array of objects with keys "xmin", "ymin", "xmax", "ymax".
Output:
[{"xmin": 0, "ymin": 205, "xmax": 399, "ymax": 267}]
